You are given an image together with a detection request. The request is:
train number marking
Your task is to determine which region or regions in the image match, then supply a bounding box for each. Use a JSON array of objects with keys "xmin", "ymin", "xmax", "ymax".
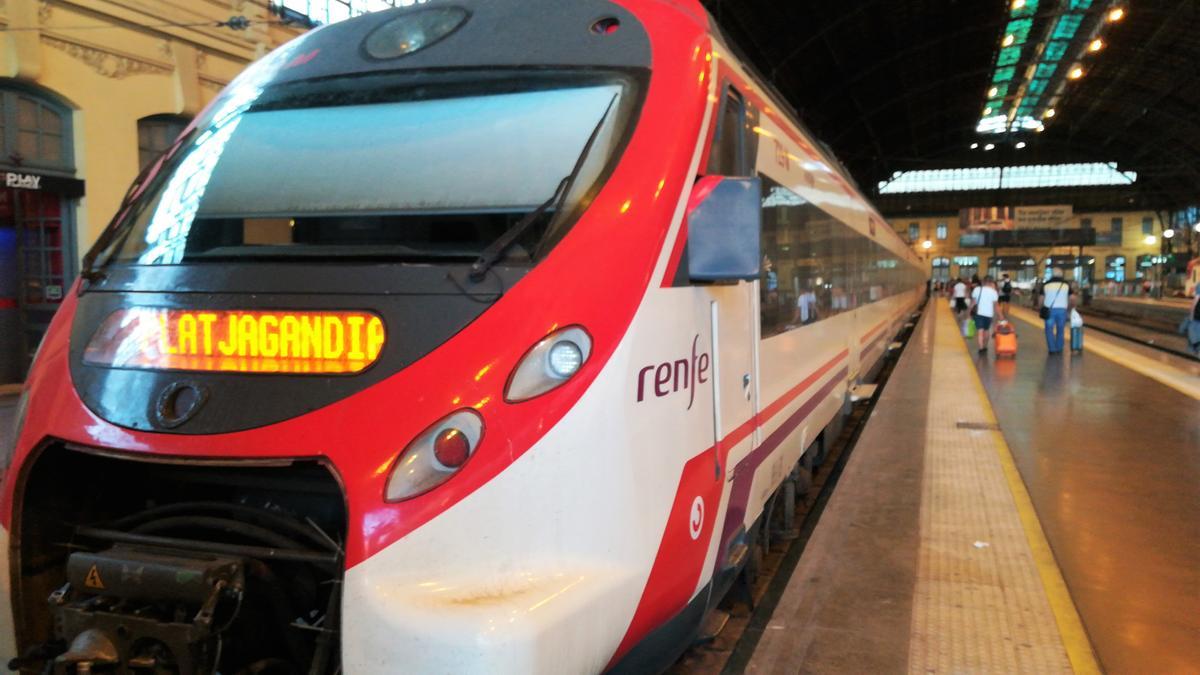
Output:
[
  {"xmin": 774, "ymin": 139, "xmax": 790, "ymax": 171},
  {"xmin": 689, "ymin": 497, "xmax": 705, "ymax": 540},
  {"xmin": 636, "ymin": 335, "xmax": 710, "ymax": 410}
]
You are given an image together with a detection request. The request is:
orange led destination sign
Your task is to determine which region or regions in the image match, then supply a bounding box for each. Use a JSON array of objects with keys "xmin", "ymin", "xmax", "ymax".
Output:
[{"xmin": 84, "ymin": 308, "xmax": 386, "ymax": 374}]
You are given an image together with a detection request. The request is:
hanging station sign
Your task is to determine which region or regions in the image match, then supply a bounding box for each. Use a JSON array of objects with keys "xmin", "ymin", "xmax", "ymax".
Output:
[{"xmin": 1013, "ymin": 205, "xmax": 1073, "ymax": 228}]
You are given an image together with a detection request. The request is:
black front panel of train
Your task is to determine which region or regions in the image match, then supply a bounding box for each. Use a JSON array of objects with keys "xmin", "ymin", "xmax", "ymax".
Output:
[
  {"xmin": 273, "ymin": 0, "xmax": 652, "ymax": 82},
  {"xmin": 68, "ymin": 263, "xmax": 522, "ymax": 435}
]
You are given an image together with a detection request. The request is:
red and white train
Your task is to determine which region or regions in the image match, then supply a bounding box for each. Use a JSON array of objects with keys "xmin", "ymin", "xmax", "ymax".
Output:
[{"xmin": 0, "ymin": 1, "xmax": 924, "ymax": 672}]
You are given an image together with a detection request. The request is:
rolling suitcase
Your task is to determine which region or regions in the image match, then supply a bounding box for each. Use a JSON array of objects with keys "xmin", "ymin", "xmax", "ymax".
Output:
[
  {"xmin": 994, "ymin": 321, "xmax": 1018, "ymax": 357},
  {"xmin": 1071, "ymin": 326, "xmax": 1084, "ymax": 352}
]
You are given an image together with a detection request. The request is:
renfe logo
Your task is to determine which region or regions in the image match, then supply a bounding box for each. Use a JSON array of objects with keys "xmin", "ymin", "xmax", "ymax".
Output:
[{"xmin": 636, "ymin": 335, "xmax": 711, "ymax": 410}]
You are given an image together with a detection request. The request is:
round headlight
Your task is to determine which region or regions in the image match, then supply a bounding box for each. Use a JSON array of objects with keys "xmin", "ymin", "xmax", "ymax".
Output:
[
  {"xmin": 364, "ymin": 7, "xmax": 469, "ymax": 60},
  {"xmin": 548, "ymin": 341, "xmax": 584, "ymax": 378}
]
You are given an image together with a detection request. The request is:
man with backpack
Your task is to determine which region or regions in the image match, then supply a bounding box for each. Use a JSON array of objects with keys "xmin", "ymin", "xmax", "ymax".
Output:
[
  {"xmin": 999, "ymin": 274, "xmax": 1013, "ymax": 314},
  {"xmin": 1037, "ymin": 268, "xmax": 1074, "ymax": 354}
]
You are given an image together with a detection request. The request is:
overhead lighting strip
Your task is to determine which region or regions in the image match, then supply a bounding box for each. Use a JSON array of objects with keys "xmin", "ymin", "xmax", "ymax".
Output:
[
  {"xmin": 976, "ymin": 0, "xmax": 1118, "ymax": 136},
  {"xmin": 977, "ymin": 0, "xmax": 1040, "ymax": 134},
  {"xmin": 878, "ymin": 162, "xmax": 1137, "ymax": 194}
]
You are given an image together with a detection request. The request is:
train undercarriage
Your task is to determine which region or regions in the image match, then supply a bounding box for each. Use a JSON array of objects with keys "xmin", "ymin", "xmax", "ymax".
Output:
[{"xmin": 9, "ymin": 445, "xmax": 346, "ymax": 675}]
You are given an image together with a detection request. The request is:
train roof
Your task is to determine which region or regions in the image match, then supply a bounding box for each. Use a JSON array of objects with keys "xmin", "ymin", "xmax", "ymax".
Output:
[{"xmin": 265, "ymin": 0, "xmax": 652, "ymax": 87}]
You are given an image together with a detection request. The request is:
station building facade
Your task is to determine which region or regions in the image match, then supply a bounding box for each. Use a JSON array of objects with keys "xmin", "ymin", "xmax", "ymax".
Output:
[
  {"xmin": 0, "ymin": 0, "xmax": 305, "ymax": 383},
  {"xmin": 891, "ymin": 210, "xmax": 1176, "ymax": 292}
]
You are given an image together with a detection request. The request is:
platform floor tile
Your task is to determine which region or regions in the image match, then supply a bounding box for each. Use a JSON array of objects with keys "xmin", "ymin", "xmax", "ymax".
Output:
[{"xmin": 907, "ymin": 304, "xmax": 1074, "ymax": 674}]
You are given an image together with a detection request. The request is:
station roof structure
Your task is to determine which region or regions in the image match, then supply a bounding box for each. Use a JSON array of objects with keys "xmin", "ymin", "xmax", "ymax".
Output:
[{"xmin": 701, "ymin": 0, "xmax": 1199, "ymax": 215}]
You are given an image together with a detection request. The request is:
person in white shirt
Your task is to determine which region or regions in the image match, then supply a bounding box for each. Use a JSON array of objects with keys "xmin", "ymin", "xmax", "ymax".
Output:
[
  {"xmin": 951, "ymin": 278, "xmax": 969, "ymax": 318},
  {"xmin": 1037, "ymin": 268, "xmax": 1075, "ymax": 354},
  {"xmin": 796, "ymin": 288, "xmax": 819, "ymax": 324},
  {"xmin": 970, "ymin": 276, "xmax": 1003, "ymax": 354}
]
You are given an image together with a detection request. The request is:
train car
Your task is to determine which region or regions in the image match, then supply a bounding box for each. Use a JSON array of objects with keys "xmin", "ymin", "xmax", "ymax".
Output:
[{"xmin": 0, "ymin": 1, "xmax": 925, "ymax": 673}]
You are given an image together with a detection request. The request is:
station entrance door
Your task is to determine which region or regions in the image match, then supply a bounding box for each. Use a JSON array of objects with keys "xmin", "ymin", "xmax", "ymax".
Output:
[{"xmin": 0, "ymin": 188, "xmax": 70, "ymax": 382}]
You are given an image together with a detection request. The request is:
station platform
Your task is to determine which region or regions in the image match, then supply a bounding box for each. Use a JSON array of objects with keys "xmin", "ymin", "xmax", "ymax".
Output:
[{"xmin": 745, "ymin": 301, "xmax": 1200, "ymax": 674}]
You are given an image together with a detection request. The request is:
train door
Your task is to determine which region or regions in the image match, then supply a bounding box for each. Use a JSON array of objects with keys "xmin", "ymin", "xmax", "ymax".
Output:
[{"xmin": 705, "ymin": 84, "xmax": 763, "ymax": 582}]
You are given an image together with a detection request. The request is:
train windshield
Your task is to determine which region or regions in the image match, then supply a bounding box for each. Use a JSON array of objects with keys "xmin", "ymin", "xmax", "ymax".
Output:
[{"xmin": 95, "ymin": 70, "xmax": 639, "ymax": 267}]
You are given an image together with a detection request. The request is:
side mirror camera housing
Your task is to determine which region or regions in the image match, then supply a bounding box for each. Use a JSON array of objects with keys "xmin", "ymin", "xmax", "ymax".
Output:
[{"xmin": 687, "ymin": 176, "xmax": 762, "ymax": 282}]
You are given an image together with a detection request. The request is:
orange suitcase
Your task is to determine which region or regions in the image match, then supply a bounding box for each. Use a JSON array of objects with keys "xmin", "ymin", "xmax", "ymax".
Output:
[{"xmin": 994, "ymin": 321, "xmax": 1018, "ymax": 357}]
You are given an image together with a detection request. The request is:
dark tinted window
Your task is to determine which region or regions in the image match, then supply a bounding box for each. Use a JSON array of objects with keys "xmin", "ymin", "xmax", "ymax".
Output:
[
  {"xmin": 707, "ymin": 87, "xmax": 757, "ymax": 176},
  {"xmin": 759, "ymin": 176, "xmax": 921, "ymax": 338},
  {"xmin": 138, "ymin": 115, "xmax": 190, "ymax": 171}
]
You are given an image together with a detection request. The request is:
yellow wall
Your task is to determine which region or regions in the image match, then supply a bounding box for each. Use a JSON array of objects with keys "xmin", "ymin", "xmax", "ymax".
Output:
[
  {"xmin": 891, "ymin": 210, "xmax": 1170, "ymax": 283},
  {"xmin": 0, "ymin": 0, "xmax": 303, "ymax": 263}
]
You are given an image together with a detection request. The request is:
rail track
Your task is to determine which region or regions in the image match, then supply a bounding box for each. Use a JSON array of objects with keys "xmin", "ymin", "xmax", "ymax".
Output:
[{"xmin": 1078, "ymin": 307, "xmax": 1198, "ymax": 362}]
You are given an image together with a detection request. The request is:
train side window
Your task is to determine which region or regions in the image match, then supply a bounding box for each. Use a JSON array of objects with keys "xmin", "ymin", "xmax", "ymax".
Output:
[
  {"xmin": 708, "ymin": 87, "xmax": 751, "ymax": 176},
  {"xmin": 759, "ymin": 175, "xmax": 912, "ymax": 339}
]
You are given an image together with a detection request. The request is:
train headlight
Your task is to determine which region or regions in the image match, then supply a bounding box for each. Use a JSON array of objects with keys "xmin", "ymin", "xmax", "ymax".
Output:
[
  {"xmin": 364, "ymin": 7, "xmax": 470, "ymax": 60},
  {"xmin": 505, "ymin": 326, "xmax": 592, "ymax": 402},
  {"xmin": 385, "ymin": 409, "xmax": 483, "ymax": 502},
  {"xmin": 548, "ymin": 341, "xmax": 584, "ymax": 378}
]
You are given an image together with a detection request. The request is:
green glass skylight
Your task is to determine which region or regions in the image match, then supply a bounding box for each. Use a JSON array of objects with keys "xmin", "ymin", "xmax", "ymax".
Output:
[
  {"xmin": 997, "ymin": 46, "xmax": 1023, "ymax": 66},
  {"xmin": 977, "ymin": 0, "xmax": 1104, "ymax": 135}
]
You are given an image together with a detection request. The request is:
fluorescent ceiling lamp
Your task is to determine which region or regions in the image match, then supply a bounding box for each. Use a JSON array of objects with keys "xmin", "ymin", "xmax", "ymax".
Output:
[{"xmin": 878, "ymin": 162, "xmax": 1136, "ymax": 194}]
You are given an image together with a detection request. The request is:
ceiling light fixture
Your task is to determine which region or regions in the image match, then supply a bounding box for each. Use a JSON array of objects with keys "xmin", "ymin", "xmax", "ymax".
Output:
[
  {"xmin": 984, "ymin": 143, "xmax": 996, "ymax": 151},
  {"xmin": 1068, "ymin": 66, "xmax": 1084, "ymax": 80},
  {"xmin": 971, "ymin": 142, "xmax": 979, "ymax": 149},
  {"xmin": 1015, "ymin": 141, "xmax": 1027, "ymax": 149},
  {"xmin": 1107, "ymin": 7, "xmax": 1125, "ymax": 22},
  {"xmin": 1012, "ymin": 0, "xmax": 1026, "ymax": 8},
  {"xmin": 1044, "ymin": 108, "xmax": 1056, "ymax": 118},
  {"xmin": 1089, "ymin": 38, "xmax": 1104, "ymax": 52},
  {"xmin": 1002, "ymin": 34, "xmax": 1015, "ymax": 47},
  {"xmin": 988, "ymin": 86, "xmax": 999, "ymax": 98}
]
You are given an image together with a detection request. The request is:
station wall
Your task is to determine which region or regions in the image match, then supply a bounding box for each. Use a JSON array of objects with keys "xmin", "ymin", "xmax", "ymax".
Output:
[{"xmin": 890, "ymin": 210, "xmax": 1185, "ymax": 288}]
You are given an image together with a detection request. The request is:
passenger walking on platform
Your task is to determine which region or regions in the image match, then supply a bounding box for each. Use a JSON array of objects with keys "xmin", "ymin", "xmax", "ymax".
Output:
[
  {"xmin": 970, "ymin": 276, "xmax": 1003, "ymax": 354},
  {"xmin": 999, "ymin": 274, "xmax": 1013, "ymax": 314},
  {"xmin": 1037, "ymin": 268, "xmax": 1074, "ymax": 354},
  {"xmin": 951, "ymin": 277, "xmax": 969, "ymax": 318}
]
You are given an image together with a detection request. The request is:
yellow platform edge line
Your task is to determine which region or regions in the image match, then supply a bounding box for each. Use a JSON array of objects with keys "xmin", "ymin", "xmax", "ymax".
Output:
[
  {"xmin": 1007, "ymin": 305, "xmax": 1200, "ymax": 401},
  {"xmin": 941, "ymin": 303, "xmax": 1103, "ymax": 675}
]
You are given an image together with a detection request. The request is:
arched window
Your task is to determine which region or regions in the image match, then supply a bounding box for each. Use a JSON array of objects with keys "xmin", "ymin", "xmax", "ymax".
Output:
[
  {"xmin": 0, "ymin": 87, "xmax": 73, "ymax": 172},
  {"xmin": 138, "ymin": 114, "xmax": 190, "ymax": 171}
]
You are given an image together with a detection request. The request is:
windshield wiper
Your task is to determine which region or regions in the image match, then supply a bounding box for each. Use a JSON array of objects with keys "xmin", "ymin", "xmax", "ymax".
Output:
[{"xmin": 468, "ymin": 94, "xmax": 619, "ymax": 283}]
